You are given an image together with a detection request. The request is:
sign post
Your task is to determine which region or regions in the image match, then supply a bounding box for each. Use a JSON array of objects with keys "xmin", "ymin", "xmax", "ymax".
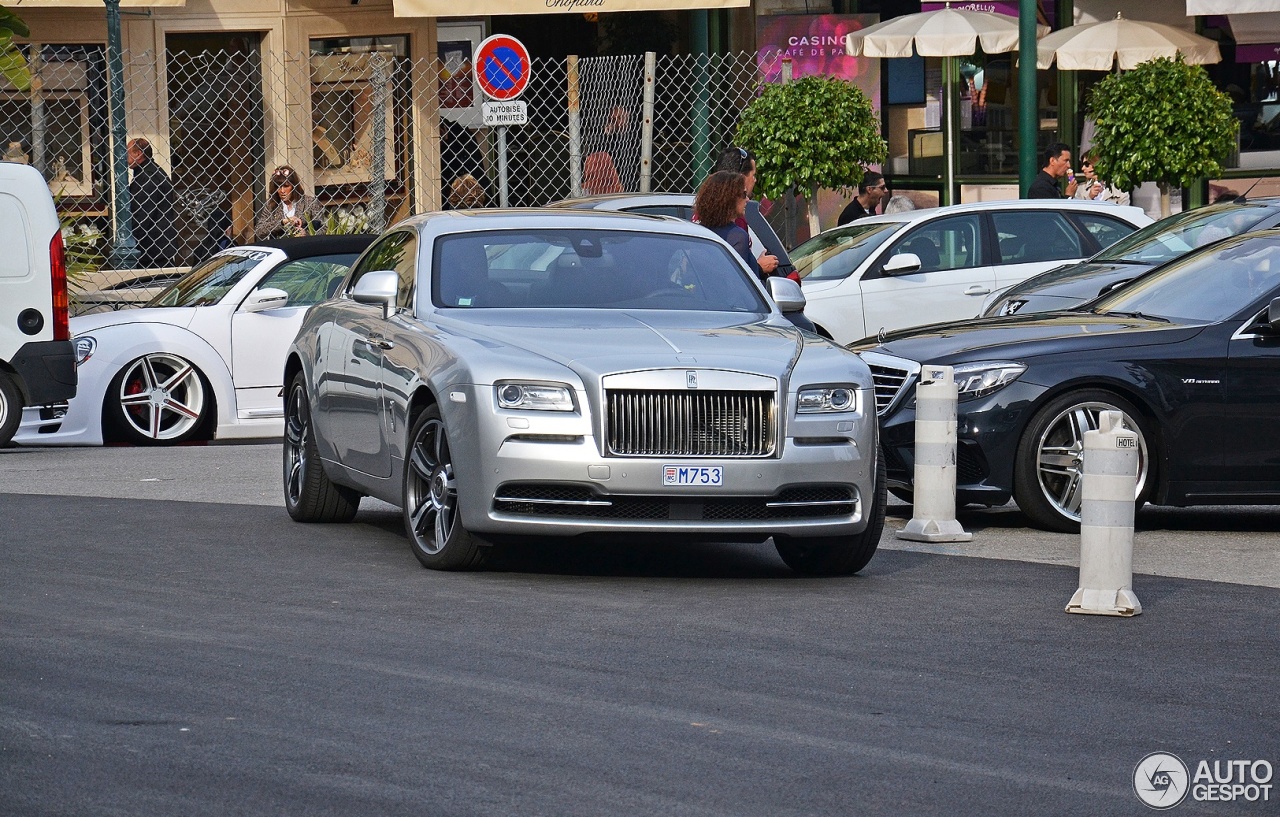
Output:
[{"xmin": 473, "ymin": 34, "xmax": 532, "ymax": 207}]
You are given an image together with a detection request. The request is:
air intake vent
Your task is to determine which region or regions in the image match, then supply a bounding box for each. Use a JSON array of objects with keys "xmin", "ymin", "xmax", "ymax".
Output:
[{"xmin": 867, "ymin": 363, "xmax": 913, "ymax": 416}]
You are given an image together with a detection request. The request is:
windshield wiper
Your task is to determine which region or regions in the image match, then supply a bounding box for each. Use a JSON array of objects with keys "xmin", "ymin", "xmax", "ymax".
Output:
[{"xmin": 1105, "ymin": 310, "xmax": 1170, "ymax": 322}]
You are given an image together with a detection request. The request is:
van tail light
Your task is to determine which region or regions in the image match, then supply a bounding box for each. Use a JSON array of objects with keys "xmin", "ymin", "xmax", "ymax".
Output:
[{"xmin": 50, "ymin": 230, "xmax": 70, "ymax": 342}]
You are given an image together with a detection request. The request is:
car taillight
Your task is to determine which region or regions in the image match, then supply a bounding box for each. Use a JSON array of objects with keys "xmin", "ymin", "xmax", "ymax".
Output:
[{"xmin": 50, "ymin": 230, "xmax": 70, "ymax": 341}]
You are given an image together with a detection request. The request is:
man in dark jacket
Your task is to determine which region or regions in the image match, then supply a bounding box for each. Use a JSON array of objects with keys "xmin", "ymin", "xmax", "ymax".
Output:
[
  {"xmin": 1027, "ymin": 142, "xmax": 1079, "ymax": 199},
  {"xmin": 837, "ymin": 171, "xmax": 888, "ymax": 225},
  {"xmin": 126, "ymin": 137, "xmax": 178, "ymax": 268}
]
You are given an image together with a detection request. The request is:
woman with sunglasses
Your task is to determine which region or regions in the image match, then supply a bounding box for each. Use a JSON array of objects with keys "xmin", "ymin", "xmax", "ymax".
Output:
[
  {"xmin": 695, "ymin": 170, "xmax": 759, "ymax": 280},
  {"xmin": 1072, "ymin": 152, "xmax": 1130, "ymax": 206},
  {"xmin": 255, "ymin": 165, "xmax": 328, "ymax": 241}
]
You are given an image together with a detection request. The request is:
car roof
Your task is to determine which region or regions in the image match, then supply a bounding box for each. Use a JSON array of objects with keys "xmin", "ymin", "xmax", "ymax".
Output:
[
  {"xmin": 394, "ymin": 207, "xmax": 709, "ymax": 235},
  {"xmin": 250, "ymin": 234, "xmax": 378, "ymax": 259},
  {"xmin": 875, "ymin": 198, "xmax": 1145, "ymax": 221},
  {"xmin": 549, "ymin": 193, "xmax": 695, "ymax": 209}
]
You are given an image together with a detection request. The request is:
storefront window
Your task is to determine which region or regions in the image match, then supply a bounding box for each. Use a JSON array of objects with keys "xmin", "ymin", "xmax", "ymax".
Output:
[
  {"xmin": 308, "ymin": 36, "xmax": 409, "ymax": 190},
  {"xmin": 0, "ymin": 44, "xmax": 106, "ymax": 199},
  {"xmin": 902, "ymin": 53, "xmax": 1059, "ymax": 179}
]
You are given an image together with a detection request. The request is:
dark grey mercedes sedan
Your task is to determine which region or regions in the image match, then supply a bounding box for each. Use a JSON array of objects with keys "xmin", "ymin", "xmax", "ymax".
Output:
[{"xmin": 283, "ymin": 209, "xmax": 885, "ymax": 574}]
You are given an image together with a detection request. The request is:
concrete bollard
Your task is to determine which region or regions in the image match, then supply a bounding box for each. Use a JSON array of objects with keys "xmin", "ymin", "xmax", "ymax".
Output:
[
  {"xmin": 897, "ymin": 364, "xmax": 972, "ymax": 543},
  {"xmin": 1066, "ymin": 410, "xmax": 1142, "ymax": 617}
]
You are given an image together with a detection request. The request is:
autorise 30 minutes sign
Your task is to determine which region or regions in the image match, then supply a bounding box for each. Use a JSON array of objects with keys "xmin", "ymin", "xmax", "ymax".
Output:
[{"xmin": 474, "ymin": 34, "xmax": 530, "ymax": 127}]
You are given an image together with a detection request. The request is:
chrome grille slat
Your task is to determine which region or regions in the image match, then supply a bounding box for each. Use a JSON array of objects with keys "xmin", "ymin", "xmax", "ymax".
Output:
[
  {"xmin": 868, "ymin": 363, "xmax": 913, "ymax": 416},
  {"xmin": 606, "ymin": 389, "xmax": 775, "ymax": 457}
]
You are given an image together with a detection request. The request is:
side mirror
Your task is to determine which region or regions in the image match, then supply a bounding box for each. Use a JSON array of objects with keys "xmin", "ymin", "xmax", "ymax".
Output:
[
  {"xmin": 767, "ymin": 276, "xmax": 806, "ymax": 313},
  {"xmin": 882, "ymin": 252, "xmax": 922, "ymax": 275},
  {"xmin": 352, "ymin": 269, "xmax": 399, "ymax": 319},
  {"xmin": 1269, "ymin": 297, "xmax": 1280, "ymax": 330},
  {"xmin": 241, "ymin": 287, "xmax": 289, "ymax": 313}
]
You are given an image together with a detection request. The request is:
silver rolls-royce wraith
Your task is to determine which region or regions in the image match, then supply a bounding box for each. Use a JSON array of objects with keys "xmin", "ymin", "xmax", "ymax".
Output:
[{"xmin": 283, "ymin": 209, "xmax": 885, "ymax": 574}]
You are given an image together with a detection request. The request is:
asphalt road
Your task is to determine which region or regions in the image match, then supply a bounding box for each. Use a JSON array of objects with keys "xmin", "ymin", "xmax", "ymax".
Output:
[{"xmin": 2, "ymin": 443, "xmax": 1277, "ymax": 816}]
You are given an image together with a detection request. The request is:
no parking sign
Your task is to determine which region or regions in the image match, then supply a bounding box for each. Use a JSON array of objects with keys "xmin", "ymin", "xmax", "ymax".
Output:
[{"xmin": 473, "ymin": 35, "xmax": 532, "ymax": 101}]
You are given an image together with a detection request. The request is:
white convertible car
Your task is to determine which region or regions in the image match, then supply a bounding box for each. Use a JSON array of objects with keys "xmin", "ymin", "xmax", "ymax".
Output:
[{"xmin": 16, "ymin": 235, "xmax": 375, "ymax": 446}]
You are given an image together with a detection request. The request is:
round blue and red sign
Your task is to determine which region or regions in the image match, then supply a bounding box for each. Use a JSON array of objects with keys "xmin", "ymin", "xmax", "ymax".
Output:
[{"xmin": 473, "ymin": 35, "xmax": 532, "ymax": 101}]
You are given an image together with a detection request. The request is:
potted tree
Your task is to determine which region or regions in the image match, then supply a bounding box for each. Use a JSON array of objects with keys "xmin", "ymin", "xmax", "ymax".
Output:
[
  {"xmin": 735, "ymin": 75, "xmax": 887, "ymax": 239},
  {"xmin": 1086, "ymin": 56, "xmax": 1238, "ymax": 217}
]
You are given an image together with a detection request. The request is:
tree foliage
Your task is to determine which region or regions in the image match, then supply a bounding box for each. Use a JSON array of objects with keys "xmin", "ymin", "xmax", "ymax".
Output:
[
  {"xmin": 734, "ymin": 75, "xmax": 886, "ymax": 206},
  {"xmin": 0, "ymin": 7, "xmax": 31, "ymax": 93},
  {"xmin": 1086, "ymin": 56, "xmax": 1237, "ymax": 196}
]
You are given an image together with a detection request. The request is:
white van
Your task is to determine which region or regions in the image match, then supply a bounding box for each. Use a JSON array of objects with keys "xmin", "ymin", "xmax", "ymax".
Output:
[{"xmin": 0, "ymin": 162, "xmax": 77, "ymax": 445}]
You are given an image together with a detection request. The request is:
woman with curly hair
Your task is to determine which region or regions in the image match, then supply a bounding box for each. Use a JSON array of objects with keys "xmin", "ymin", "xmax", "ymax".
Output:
[
  {"xmin": 255, "ymin": 165, "xmax": 327, "ymax": 241},
  {"xmin": 695, "ymin": 170, "xmax": 758, "ymax": 280}
]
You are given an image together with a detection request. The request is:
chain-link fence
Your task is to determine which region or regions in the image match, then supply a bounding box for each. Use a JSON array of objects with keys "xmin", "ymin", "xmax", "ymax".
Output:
[{"xmin": 1, "ymin": 46, "xmax": 773, "ymax": 313}]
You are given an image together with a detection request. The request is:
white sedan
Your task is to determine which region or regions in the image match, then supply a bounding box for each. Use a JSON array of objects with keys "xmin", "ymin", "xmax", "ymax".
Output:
[
  {"xmin": 795, "ymin": 199, "xmax": 1152, "ymax": 344},
  {"xmin": 16, "ymin": 235, "xmax": 374, "ymax": 446}
]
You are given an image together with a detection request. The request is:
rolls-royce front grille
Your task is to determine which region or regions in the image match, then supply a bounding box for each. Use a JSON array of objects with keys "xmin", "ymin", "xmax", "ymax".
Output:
[
  {"xmin": 605, "ymin": 389, "xmax": 776, "ymax": 458},
  {"xmin": 868, "ymin": 363, "xmax": 913, "ymax": 416}
]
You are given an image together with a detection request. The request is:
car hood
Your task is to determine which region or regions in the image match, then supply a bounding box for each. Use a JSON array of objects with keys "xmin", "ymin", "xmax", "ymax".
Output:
[
  {"xmin": 1000, "ymin": 261, "xmax": 1152, "ymax": 300},
  {"xmin": 865, "ymin": 312, "xmax": 1203, "ymax": 365},
  {"xmin": 443, "ymin": 309, "xmax": 805, "ymax": 378},
  {"xmin": 70, "ymin": 307, "xmax": 197, "ymax": 335}
]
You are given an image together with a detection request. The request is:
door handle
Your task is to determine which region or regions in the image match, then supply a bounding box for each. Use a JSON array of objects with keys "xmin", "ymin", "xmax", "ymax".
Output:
[
  {"xmin": 964, "ymin": 285, "xmax": 991, "ymax": 295},
  {"xmin": 365, "ymin": 334, "xmax": 395, "ymax": 350}
]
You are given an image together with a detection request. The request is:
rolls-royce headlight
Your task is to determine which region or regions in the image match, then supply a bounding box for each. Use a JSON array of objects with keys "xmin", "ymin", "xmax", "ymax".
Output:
[
  {"xmin": 496, "ymin": 381, "xmax": 575, "ymax": 412},
  {"xmin": 797, "ymin": 386, "xmax": 858, "ymax": 414},
  {"xmin": 952, "ymin": 361, "xmax": 1026, "ymax": 400},
  {"xmin": 74, "ymin": 336, "xmax": 97, "ymax": 366}
]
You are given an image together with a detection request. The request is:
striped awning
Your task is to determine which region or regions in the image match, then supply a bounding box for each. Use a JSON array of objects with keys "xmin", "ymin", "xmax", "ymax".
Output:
[{"xmin": 393, "ymin": 0, "xmax": 747, "ymax": 15}]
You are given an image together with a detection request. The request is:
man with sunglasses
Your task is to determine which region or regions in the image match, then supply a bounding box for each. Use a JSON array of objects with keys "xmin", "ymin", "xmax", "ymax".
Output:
[{"xmin": 836, "ymin": 171, "xmax": 887, "ymax": 226}]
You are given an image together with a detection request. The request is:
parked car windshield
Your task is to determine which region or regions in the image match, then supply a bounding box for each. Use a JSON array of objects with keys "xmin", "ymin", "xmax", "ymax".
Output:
[
  {"xmin": 791, "ymin": 221, "xmax": 905, "ymax": 281},
  {"xmin": 1089, "ymin": 234, "xmax": 1280, "ymax": 323},
  {"xmin": 433, "ymin": 229, "xmax": 770, "ymax": 313},
  {"xmin": 1094, "ymin": 204, "xmax": 1277, "ymax": 266},
  {"xmin": 148, "ymin": 250, "xmax": 269, "ymax": 307}
]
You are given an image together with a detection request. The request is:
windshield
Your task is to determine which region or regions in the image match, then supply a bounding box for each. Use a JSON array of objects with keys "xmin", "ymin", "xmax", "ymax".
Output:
[
  {"xmin": 1089, "ymin": 233, "xmax": 1280, "ymax": 323},
  {"xmin": 791, "ymin": 221, "xmax": 906, "ymax": 280},
  {"xmin": 433, "ymin": 229, "xmax": 769, "ymax": 313},
  {"xmin": 147, "ymin": 250, "xmax": 269, "ymax": 307},
  {"xmin": 1095, "ymin": 204, "xmax": 1276, "ymax": 265}
]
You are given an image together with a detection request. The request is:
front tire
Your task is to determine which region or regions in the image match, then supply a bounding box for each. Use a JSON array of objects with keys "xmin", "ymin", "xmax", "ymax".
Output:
[
  {"xmin": 283, "ymin": 372, "xmax": 360, "ymax": 522},
  {"xmin": 1013, "ymin": 389, "xmax": 1153, "ymax": 533},
  {"xmin": 775, "ymin": 447, "xmax": 887, "ymax": 576},
  {"xmin": 105, "ymin": 352, "xmax": 211, "ymax": 445},
  {"xmin": 0, "ymin": 371, "xmax": 22, "ymax": 446},
  {"xmin": 403, "ymin": 405, "xmax": 489, "ymax": 570}
]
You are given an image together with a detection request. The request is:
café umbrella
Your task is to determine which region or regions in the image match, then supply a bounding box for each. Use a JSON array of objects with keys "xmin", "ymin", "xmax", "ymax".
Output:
[
  {"xmin": 843, "ymin": 5, "xmax": 1048, "ymax": 202},
  {"xmin": 1036, "ymin": 12, "xmax": 1221, "ymax": 72}
]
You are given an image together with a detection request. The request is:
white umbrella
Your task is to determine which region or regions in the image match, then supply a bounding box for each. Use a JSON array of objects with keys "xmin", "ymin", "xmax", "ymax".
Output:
[
  {"xmin": 844, "ymin": 7, "xmax": 1048, "ymax": 202},
  {"xmin": 1036, "ymin": 13, "xmax": 1221, "ymax": 71}
]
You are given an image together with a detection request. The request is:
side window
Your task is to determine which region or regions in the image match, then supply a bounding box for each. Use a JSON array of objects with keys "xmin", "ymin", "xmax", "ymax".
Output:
[
  {"xmin": 991, "ymin": 211, "xmax": 1083, "ymax": 264},
  {"xmin": 346, "ymin": 231, "xmax": 417, "ymax": 310},
  {"xmin": 255, "ymin": 254, "xmax": 358, "ymax": 307},
  {"xmin": 0, "ymin": 195, "xmax": 32, "ymax": 279},
  {"xmin": 1071, "ymin": 213, "xmax": 1138, "ymax": 252},
  {"xmin": 890, "ymin": 214, "xmax": 983, "ymax": 274}
]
